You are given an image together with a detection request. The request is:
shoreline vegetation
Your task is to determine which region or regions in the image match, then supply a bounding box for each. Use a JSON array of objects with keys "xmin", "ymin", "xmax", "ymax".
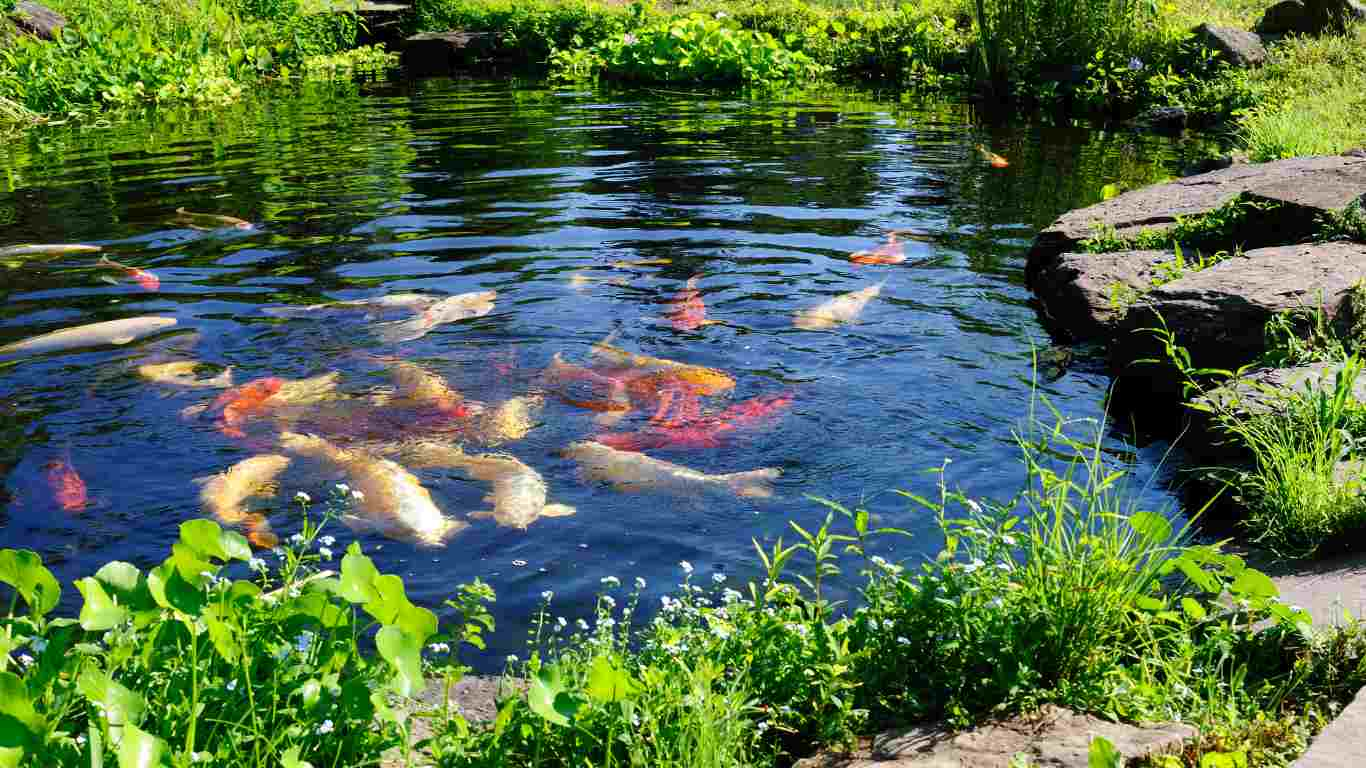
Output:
[
  {"xmin": 4, "ymin": 408, "xmax": 1366, "ymax": 767},
  {"xmin": 0, "ymin": 0, "xmax": 1360, "ymax": 160}
]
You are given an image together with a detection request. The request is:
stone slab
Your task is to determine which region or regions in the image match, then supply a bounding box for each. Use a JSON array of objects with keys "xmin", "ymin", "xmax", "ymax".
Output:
[
  {"xmin": 793, "ymin": 706, "xmax": 1195, "ymax": 768},
  {"xmin": 1025, "ymin": 155, "xmax": 1366, "ymax": 298},
  {"xmin": 1293, "ymin": 685, "xmax": 1366, "ymax": 768},
  {"xmin": 401, "ymin": 30, "xmax": 493, "ymax": 74},
  {"xmin": 1193, "ymin": 23, "xmax": 1268, "ymax": 68},
  {"xmin": 1111, "ymin": 242, "xmax": 1366, "ymax": 397},
  {"xmin": 8, "ymin": 1, "xmax": 65, "ymax": 40},
  {"xmin": 1032, "ymin": 249, "xmax": 1172, "ymax": 339}
]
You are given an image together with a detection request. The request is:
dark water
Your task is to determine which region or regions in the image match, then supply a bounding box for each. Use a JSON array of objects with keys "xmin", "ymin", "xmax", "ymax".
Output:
[{"xmin": 0, "ymin": 78, "xmax": 1209, "ymax": 662}]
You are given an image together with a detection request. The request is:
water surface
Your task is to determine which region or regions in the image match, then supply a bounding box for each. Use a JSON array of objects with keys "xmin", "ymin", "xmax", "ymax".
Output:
[{"xmin": 0, "ymin": 78, "xmax": 1211, "ymax": 662}]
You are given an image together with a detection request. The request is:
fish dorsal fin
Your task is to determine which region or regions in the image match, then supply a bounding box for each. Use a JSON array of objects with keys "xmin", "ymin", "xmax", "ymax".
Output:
[{"xmin": 542, "ymin": 503, "xmax": 576, "ymax": 518}]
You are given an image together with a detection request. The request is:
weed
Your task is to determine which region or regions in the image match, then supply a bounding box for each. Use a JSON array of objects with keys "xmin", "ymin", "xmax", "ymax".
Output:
[
  {"xmin": 1318, "ymin": 197, "xmax": 1366, "ymax": 244},
  {"xmin": 1081, "ymin": 196, "xmax": 1273, "ymax": 256}
]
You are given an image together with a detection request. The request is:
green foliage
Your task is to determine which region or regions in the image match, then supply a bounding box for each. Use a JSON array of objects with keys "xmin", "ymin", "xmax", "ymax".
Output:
[
  {"xmin": 552, "ymin": 13, "xmax": 827, "ymax": 86},
  {"xmin": 1083, "ymin": 196, "xmax": 1271, "ymax": 256},
  {"xmin": 300, "ymin": 45, "xmax": 400, "ymax": 79},
  {"xmin": 1318, "ymin": 198, "xmax": 1366, "ymax": 244}
]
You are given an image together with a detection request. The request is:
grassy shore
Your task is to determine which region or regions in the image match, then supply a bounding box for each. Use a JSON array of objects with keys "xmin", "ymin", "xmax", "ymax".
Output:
[{"xmin": 2, "ymin": 411, "xmax": 1364, "ymax": 768}]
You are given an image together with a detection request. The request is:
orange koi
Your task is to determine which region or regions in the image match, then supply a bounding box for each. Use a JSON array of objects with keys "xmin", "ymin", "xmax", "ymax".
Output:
[
  {"xmin": 99, "ymin": 256, "xmax": 160, "ymax": 291},
  {"xmin": 849, "ymin": 233, "xmax": 907, "ymax": 265},
  {"xmin": 595, "ymin": 393, "xmax": 793, "ymax": 452},
  {"xmin": 207, "ymin": 377, "xmax": 284, "ymax": 439},
  {"xmin": 45, "ymin": 452, "xmax": 88, "ymax": 513},
  {"xmin": 666, "ymin": 277, "xmax": 715, "ymax": 331},
  {"xmin": 542, "ymin": 354, "xmax": 632, "ymax": 413},
  {"xmin": 977, "ymin": 144, "xmax": 1009, "ymax": 168}
]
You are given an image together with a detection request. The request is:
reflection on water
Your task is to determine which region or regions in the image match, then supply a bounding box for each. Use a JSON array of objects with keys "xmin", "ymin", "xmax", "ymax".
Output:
[{"xmin": 0, "ymin": 78, "xmax": 1211, "ymax": 664}]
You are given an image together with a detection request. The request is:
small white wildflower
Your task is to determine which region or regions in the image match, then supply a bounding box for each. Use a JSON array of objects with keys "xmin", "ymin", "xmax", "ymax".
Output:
[
  {"xmin": 17, "ymin": 654, "xmax": 34, "ymax": 668},
  {"xmin": 723, "ymin": 588, "xmax": 743, "ymax": 604},
  {"xmin": 294, "ymin": 491, "xmax": 311, "ymax": 504},
  {"xmin": 76, "ymin": 734, "xmax": 86, "ymax": 748},
  {"xmin": 897, "ymin": 636, "xmax": 911, "ymax": 645},
  {"xmin": 427, "ymin": 642, "xmax": 451, "ymax": 654},
  {"xmin": 576, "ymin": 618, "xmax": 589, "ymax": 631},
  {"xmin": 964, "ymin": 499, "xmax": 982, "ymax": 514},
  {"xmin": 541, "ymin": 590, "xmax": 554, "ymax": 602},
  {"xmin": 601, "ymin": 575, "xmax": 620, "ymax": 588},
  {"xmin": 631, "ymin": 713, "xmax": 641, "ymax": 727},
  {"xmin": 757, "ymin": 721, "xmax": 771, "ymax": 734},
  {"xmin": 712, "ymin": 572, "xmax": 727, "ymax": 584},
  {"xmin": 319, "ymin": 547, "xmax": 333, "ymax": 560},
  {"xmin": 320, "ymin": 535, "xmax": 336, "ymax": 547},
  {"xmin": 1001, "ymin": 535, "xmax": 1017, "ymax": 546},
  {"xmin": 334, "ymin": 483, "xmax": 350, "ymax": 496},
  {"xmin": 989, "ymin": 597, "xmax": 1005, "ymax": 609},
  {"xmin": 317, "ymin": 719, "xmax": 334, "ymax": 735},
  {"xmin": 635, "ymin": 576, "xmax": 646, "ymax": 590},
  {"xmin": 226, "ymin": 679, "xmax": 238, "ymax": 692},
  {"xmin": 506, "ymin": 654, "xmax": 518, "ymax": 664},
  {"xmin": 351, "ymin": 489, "xmax": 365, "ymax": 502},
  {"xmin": 603, "ymin": 595, "xmax": 617, "ymax": 609},
  {"xmin": 248, "ymin": 557, "xmax": 267, "ymax": 573},
  {"xmin": 288, "ymin": 587, "xmax": 301, "ymax": 599},
  {"xmin": 599, "ymin": 617, "xmax": 617, "ymax": 629},
  {"xmin": 556, "ymin": 617, "xmax": 568, "ymax": 629},
  {"xmin": 289, "ymin": 533, "xmax": 305, "ymax": 546},
  {"xmin": 190, "ymin": 752, "xmax": 208, "ymax": 763},
  {"xmin": 29, "ymin": 637, "xmax": 47, "ymax": 654},
  {"xmin": 964, "ymin": 558, "xmax": 985, "ymax": 573},
  {"xmin": 1128, "ymin": 56, "xmax": 1144, "ymax": 70},
  {"xmin": 679, "ymin": 560, "xmax": 694, "ymax": 575},
  {"xmin": 882, "ymin": 618, "xmax": 894, "ymax": 630},
  {"xmin": 712, "ymin": 624, "xmax": 732, "ymax": 640}
]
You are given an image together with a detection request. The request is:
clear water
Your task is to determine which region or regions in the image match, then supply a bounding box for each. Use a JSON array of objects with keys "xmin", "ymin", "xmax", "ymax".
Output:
[{"xmin": 0, "ymin": 77, "xmax": 1211, "ymax": 664}]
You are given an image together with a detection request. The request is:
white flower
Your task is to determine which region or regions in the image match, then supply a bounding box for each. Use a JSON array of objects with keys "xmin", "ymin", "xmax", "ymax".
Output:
[
  {"xmin": 17, "ymin": 654, "xmax": 34, "ymax": 668},
  {"xmin": 712, "ymin": 573, "xmax": 727, "ymax": 584},
  {"xmin": 428, "ymin": 642, "xmax": 451, "ymax": 654},
  {"xmin": 191, "ymin": 752, "xmax": 208, "ymax": 763},
  {"xmin": 319, "ymin": 547, "xmax": 333, "ymax": 560},
  {"xmin": 1128, "ymin": 56, "xmax": 1144, "ymax": 70},
  {"xmin": 599, "ymin": 617, "xmax": 616, "ymax": 629},
  {"xmin": 294, "ymin": 491, "xmax": 311, "ymax": 504},
  {"xmin": 248, "ymin": 557, "xmax": 267, "ymax": 573},
  {"xmin": 320, "ymin": 535, "xmax": 336, "ymax": 547},
  {"xmin": 541, "ymin": 590, "xmax": 554, "ymax": 601},
  {"xmin": 289, "ymin": 533, "xmax": 305, "ymax": 546},
  {"xmin": 601, "ymin": 576, "xmax": 620, "ymax": 587},
  {"xmin": 506, "ymin": 654, "xmax": 518, "ymax": 664},
  {"xmin": 757, "ymin": 721, "xmax": 770, "ymax": 734},
  {"xmin": 576, "ymin": 619, "xmax": 589, "ymax": 631},
  {"xmin": 288, "ymin": 587, "xmax": 301, "ymax": 599},
  {"xmin": 226, "ymin": 679, "xmax": 238, "ymax": 692},
  {"xmin": 335, "ymin": 483, "xmax": 351, "ymax": 496},
  {"xmin": 351, "ymin": 490, "xmax": 365, "ymax": 502},
  {"xmin": 989, "ymin": 597, "xmax": 1005, "ymax": 609},
  {"xmin": 964, "ymin": 499, "xmax": 982, "ymax": 514},
  {"xmin": 556, "ymin": 617, "xmax": 568, "ymax": 629},
  {"xmin": 679, "ymin": 560, "xmax": 694, "ymax": 575},
  {"xmin": 635, "ymin": 576, "xmax": 646, "ymax": 590},
  {"xmin": 882, "ymin": 618, "xmax": 894, "ymax": 629},
  {"xmin": 602, "ymin": 595, "xmax": 616, "ymax": 610},
  {"xmin": 317, "ymin": 719, "xmax": 334, "ymax": 735},
  {"xmin": 897, "ymin": 636, "xmax": 911, "ymax": 645},
  {"xmin": 76, "ymin": 734, "xmax": 86, "ymax": 747},
  {"xmin": 723, "ymin": 588, "xmax": 743, "ymax": 604},
  {"xmin": 29, "ymin": 637, "xmax": 47, "ymax": 654}
]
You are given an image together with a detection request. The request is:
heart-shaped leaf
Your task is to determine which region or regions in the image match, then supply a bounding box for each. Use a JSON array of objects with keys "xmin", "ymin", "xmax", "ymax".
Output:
[
  {"xmin": 586, "ymin": 655, "xmax": 638, "ymax": 703},
  {"xmin": 365, "ymin": 575, "xmax": 437, "ymax": 642},
  {"xmin": 376, "ymin": 626, "xmax": 425, "ymax": 698},
  {"xmin": 1129, "ymin": 511, "xmax": 1173, "ymax": 544},
  {"xmin": 338, "ymin": 544, "xmax": 380, "ymax": 605},
  {"xmin": 529, "ymin": 664, "xmax": 578, "ymax": 727},
  {"xmin": 77, "ymin": 670, "xmax": 146, "ymax": 729},
  {"xmin": 179, "ymin": 520, "xmax": 228, "ymax": 562},
  {"xmin": 0, "ymin": 550, "xmax": 60, "ymax": 617},
  {"xmin": 1230, "ymin": 569, "xmax": 1278, "ymax": 601},
  {"xmin": 76, "ymin": 578, "xmax": 129, "ymax": 631}
]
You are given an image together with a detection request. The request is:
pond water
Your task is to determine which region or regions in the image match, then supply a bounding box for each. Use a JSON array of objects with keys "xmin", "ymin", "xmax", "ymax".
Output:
[{"xmin": 0, "ymin": 77, "xmax": 1211, "ymax": 664}]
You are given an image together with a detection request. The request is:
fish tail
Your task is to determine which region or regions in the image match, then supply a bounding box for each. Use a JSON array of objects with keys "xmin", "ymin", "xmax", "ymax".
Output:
[{"xmin": 723, "ymin": 467, "xmax": 781, "ymax": 499}]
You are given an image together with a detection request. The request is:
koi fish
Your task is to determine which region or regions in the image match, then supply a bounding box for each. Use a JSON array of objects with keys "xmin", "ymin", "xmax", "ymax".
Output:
[
  {"xmin": 474, "ymin": 395, "xmax": 543, "ymax": 446},
  {"xmin": 138, "ymin": 361, "xmax": 234, "ymax": 389},
  {"xmin": 666, "ymin": 277, "xmax": 718, "ymax": 331},
  {"xmin": 590, "ymin": 339, "xmax": 736, "ymax": 392},
  {"xmin": 45, "ymin": 452, "xmax": 88, "ymax": 513},
  {"xmin": 850, "ymin": 234, "xmax": 906, "ymax": 265},
  {"xmin": 263, "ymin": 293, "xmax": 438, "ymax": 318},
  {"xmin": 596, "ymin": 392, "xmax": 793, "ymax": 452},
  {"xmin": 389, "ymin": 361, "xmax": 467, "ymax": 415},
  {"xmin": 0, "ymin": 316, "xmax": 178, "ymax": 357},
  {"xmin": 792, "ymin": 283, "xmax": 883, "ymax": 330},
  {"xmin": 396, "ymin": 442, "xmax": 574, "ymax": 530},
  {"xmin": 174, "ymin": 207, "xmax": 255, "ymax": 230},
  {"xmin": 376, "ymin": 290, "xmax": 497, "ymax": 344},
  {"xmin": 279, "ymin": 432, "xmax": 466, "ymax": 546},
  {"xmin": 977, "ymin": 144, "xmax": 1009, "ymax": 168},
  {"xmin": 0, "ymin": 243, "xmax": 101, "ymax": 259},
  {"xmin": 202, "ymin": 372, "xmax": 340, "ymax": 438},
  {"xmin": 563, "ymin": 440, "xmax": 780, "ymax": 498},
  {"xmin": 99, "ymin": 256, "xmax": 160, "ymax": 291},
  {"xmin": 567, "ymin": 272, "xmax": 630, "ymax": 293},
  {"xmin": 542, "ymin": 353, "xmax": 632, "ymax": 413},
  {"xmin": 197, "ymin": 454, "xmax": 291, "ymax": 548}
]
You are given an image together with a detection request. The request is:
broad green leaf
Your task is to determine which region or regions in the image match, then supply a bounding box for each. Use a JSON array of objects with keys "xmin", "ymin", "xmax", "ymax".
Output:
[
  {"xmin": 76, "ymin": 578, "xmax": 129, "ymax": 631},
  {"xmin": 0, "ymin": 672, "xmax": 41, "ymax": 733},
  {"xmin": 179, "ymin": 520, "xmax": 228, "ymax": 561},
  {"xmin": 1134, "ymin": 596, "xmax": 1166, "ymax": 612},
  {"xmin": 219, "ymin": 530, "xmax": 252, "ymax": 562},
  {"xmin": 202, "ymin": 605, "xmax": 240, "ymax": 663},
  {"xmin": 339, "ymin": 544, "xmax": 380, "ymax": 605},
  {"xmin": 365, "ymin": 575, "xmax": 437, "ymax": 642},
  {"xmin": 77, "ymin": 671, "xmax": 146, "ymax": 728},
  {"xmin": 1101, "ymin": 183, "xmax": 1122, "ymax": 200},
  {"xmin": 529, "ymin": 664, "xmax": 578, "ymax": 727},
  {"xmin": 117, "ymin": 724, "xmax": 166, "ymax": 768},
  {"xmin": 147, "ymin": 563, "xmax": 204, "ymax": 616},
  {"xmin": 1088, "ymin": 734, "xmax": 1122, "ymax": 768},
  {"xmin": 299, "ymin": 679, "xmax": 323, "ymax": 710},
  {"xmin": 376, "ymin": 626, "xmax": 425, "ymax": 698},
  {"xmin": 1129, "ymin": 511, "xmax": 1172, "ymax": 544},
  {"xmin": 93, "ymin": 562, "xmax": 141, "ymax": 594},
  {"xmin": 586, "ymin": 655, "xmax": 638, "ymax": 703},
  {"xmin": 0, "ymin": 549, "xmax": 60, "ymax": 617},
  {"xmin": 1181, "ymin": 597, "xmax": 1208, "ymax": 620},
  {"xmin": 1230, "ymin": 569, "xmax": 1278, "ymax": 601},
  {"xmin": 493, "ymin": 698, "xmax": 515, "ymax": 740},
  {"xmin": 281, "ymin": 746, "xmax": 314, "ymax": 768}
]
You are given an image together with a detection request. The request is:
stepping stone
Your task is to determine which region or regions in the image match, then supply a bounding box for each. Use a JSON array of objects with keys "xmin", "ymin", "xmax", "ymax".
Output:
[
  {"xmin": 794, "ymin": 705, "xmax": 1194, "ymax": 768},
  {"xmin": 1294, "ymin": 685, "xmax": 1366, "ymax": 768},
  {"xmin": 1031, "ymin": 248, "xmax": 1172, "ymax": 338}
]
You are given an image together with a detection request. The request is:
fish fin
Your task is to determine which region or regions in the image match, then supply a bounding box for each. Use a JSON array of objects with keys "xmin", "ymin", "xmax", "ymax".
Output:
[
  {"xmin": 109, "ymin": 335, "xmax": 137, "ymax": 345},
  {"xmin": 190, "ymin": 473, "xmax": 217, "ymax": 488},
  {"xmin": 469, "ymin": 509, "xmax": 495, "ymax": 520},
  {"xmin": 723, "ymin": 467, "xmax": 782, "ymax": 499},
  {"xmin": 542, "ymin": 503, "xmax": 576, "ymax": 518}
]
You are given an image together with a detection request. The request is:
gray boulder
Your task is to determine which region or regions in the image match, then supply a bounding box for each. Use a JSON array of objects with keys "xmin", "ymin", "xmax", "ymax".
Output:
[
  {"xmin": 1032, "ymin": 249, "xmax": 1174, "ymax": 338},
  {"xmin": 1257, "ymin": 0, "xmax": 1366, "ymax": 35},
  {"xmin": 8, "ymin": 1, "xmax": 65, "ymax": 41},
  {"xmin": 1112, "ymin": 242, "xmax": 1366, "ymax": 397},
  {"xmin": 1193, "ymin": 23, "xmax": 1268, "ymax": 67}
]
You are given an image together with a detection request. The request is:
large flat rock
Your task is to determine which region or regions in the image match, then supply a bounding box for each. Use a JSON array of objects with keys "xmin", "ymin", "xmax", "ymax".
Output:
[
  {"xmin": 1112, "ymin": 242, "xmax": 1366, "ymax": 396},
  {"xmin": 1031, "ymin": 248, "xmax": 1173, "ymax": 338},
  {"xmin": 1026, "ymin": 155, "xmax": 1366, "ymax": 303},
  {"xmin": 1295, "ymin": 685, "xmax": 1366, "ymax": 768},
  {"xmin": 793, "ymin": 706, "xmax": 1194, "ymax": 768}
]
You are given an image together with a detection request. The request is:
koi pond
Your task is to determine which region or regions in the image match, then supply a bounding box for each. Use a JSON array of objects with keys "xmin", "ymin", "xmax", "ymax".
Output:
[{"xmin": 0, "ymin": 78, "xmax": 1210, "ymax": 663}]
